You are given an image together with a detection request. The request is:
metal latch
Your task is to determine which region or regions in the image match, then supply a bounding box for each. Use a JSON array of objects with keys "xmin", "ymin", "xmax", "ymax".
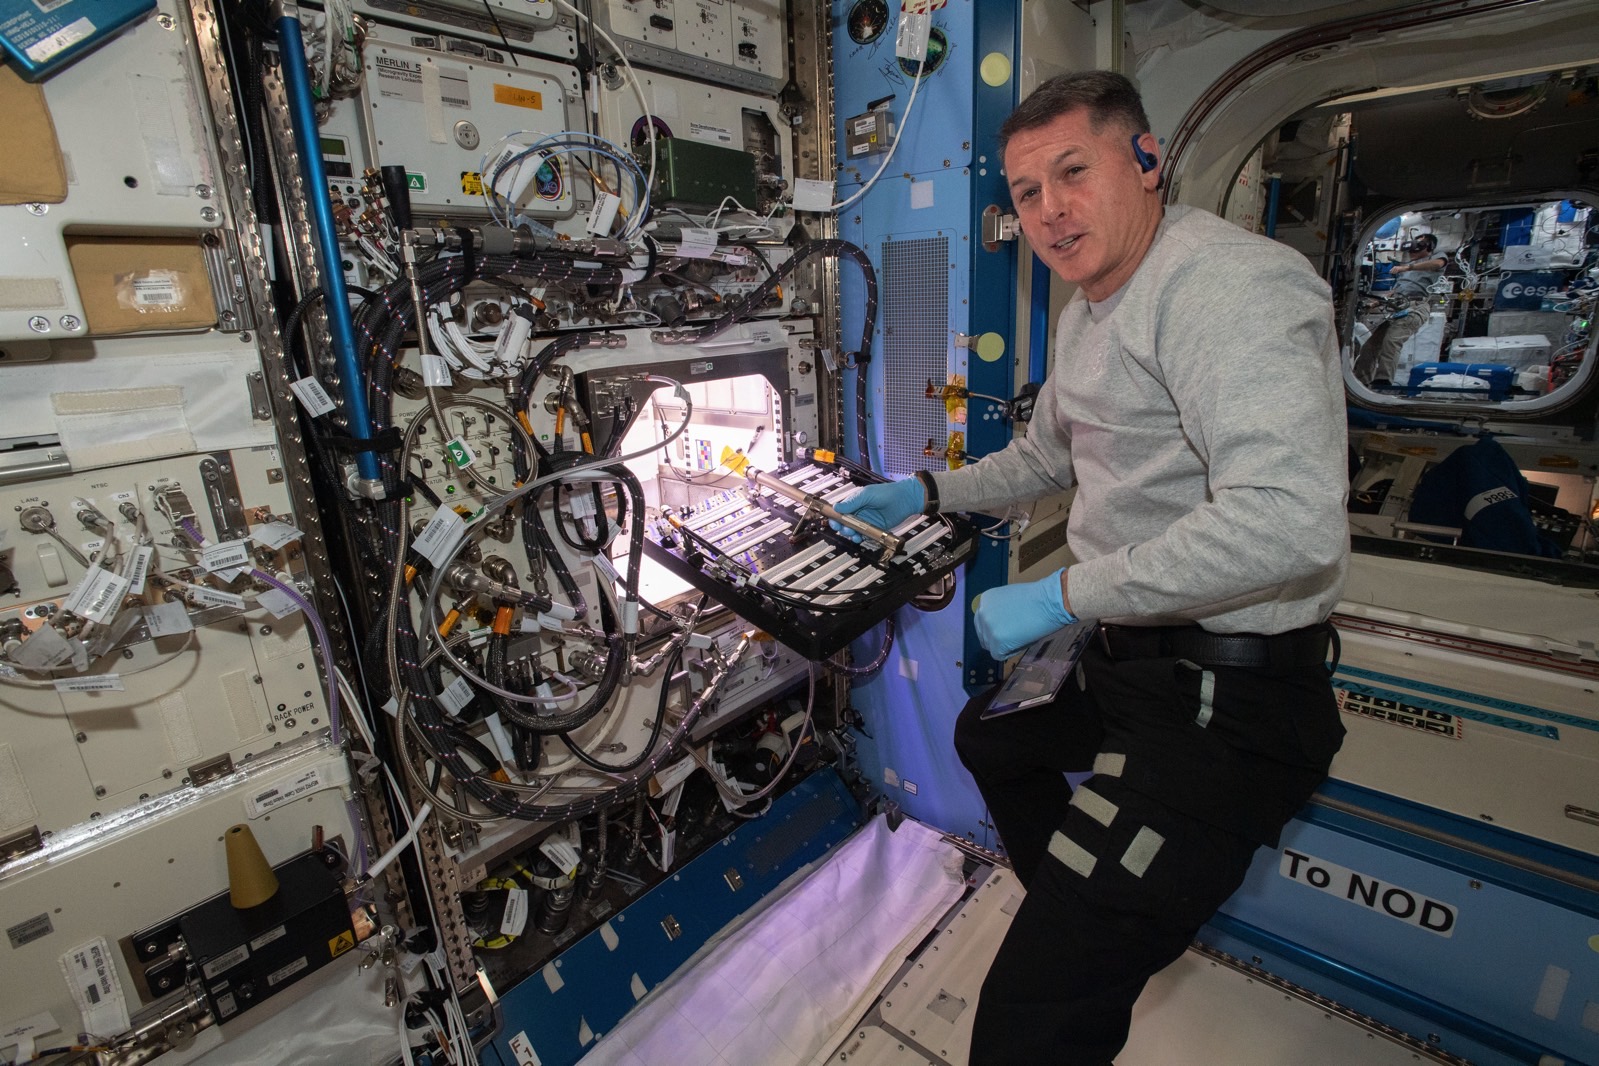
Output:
[
  {"xmin": 660, "ymin": 915, "xmax": 682, "ymax": 941},
  {"xmin": 723, "ymin": 868, "xmax": 744, "ymax": 892},
  {"xmin": 0, "ymin": 825, "xmax": 45, "ymax": 863},
  {"xmin": 982, "ymin": 205, "xmax": 1021, "ymax": 250},
  {"xmin": 187, "ymin": 753, "xmax": 235, "ymax": 787}
]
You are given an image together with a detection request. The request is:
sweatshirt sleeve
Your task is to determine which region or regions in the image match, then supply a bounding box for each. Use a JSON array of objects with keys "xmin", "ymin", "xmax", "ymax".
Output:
[
  {"xmin": 927, "ymin": 320, "xmax": 1077, "ymax": 514},
  {"xmin": 1066, "ymin": 246, "xmax": 1350, "ymax": 624}
]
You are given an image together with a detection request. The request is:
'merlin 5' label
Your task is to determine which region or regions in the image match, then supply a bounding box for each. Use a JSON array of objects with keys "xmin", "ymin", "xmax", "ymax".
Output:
[{"xmin": 1280, "ymin": 849, "xmax": 1457, "ymax": 937}]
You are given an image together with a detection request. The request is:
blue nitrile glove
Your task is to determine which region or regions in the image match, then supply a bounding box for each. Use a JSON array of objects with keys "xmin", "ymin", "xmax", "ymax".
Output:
[
  {"xmin": 830, "ymin": 477, "xmax": 924, "ymax": 542},
  {"xmin": 973, "ymin": 568, "xmax": 1078, "ymax": 660}
]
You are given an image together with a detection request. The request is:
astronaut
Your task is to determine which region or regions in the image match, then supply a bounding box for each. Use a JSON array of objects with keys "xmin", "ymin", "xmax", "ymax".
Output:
[{"xmin": 836, "ymin": 71, "xmax": 1350, "ymax": 1064}]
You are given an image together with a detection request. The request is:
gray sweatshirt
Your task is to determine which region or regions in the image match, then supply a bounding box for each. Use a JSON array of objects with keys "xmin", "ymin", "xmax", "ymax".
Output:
[{"xmin": 934, "ymin": 205, "xmax": 1349, "ymax": 633}]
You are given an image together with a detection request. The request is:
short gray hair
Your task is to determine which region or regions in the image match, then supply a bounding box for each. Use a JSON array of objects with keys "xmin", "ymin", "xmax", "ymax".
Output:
[{"xmin": 998, "ymin": 71, "xmax": 1152, "ymax": 157}]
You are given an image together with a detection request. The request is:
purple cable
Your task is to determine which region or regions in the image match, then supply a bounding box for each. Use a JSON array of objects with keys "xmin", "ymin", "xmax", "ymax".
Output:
[
  {"xmin": 182, "ymin": 519, "xmax": 368, "ymax": 875},
  {"xmin": 179, "ymin": 518, "xmax": 341, "ymax": 746}
]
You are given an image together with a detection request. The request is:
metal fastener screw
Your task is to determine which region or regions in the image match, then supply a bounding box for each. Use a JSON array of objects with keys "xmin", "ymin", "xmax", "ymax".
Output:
[
  {"xmin": 25, "ymin": 203, "xmax": 47, "ymax": 216},
  {"xmin": 157, "ymin": 12, "xmax": 175, "ymax": 28},
  {"xmin": 60, "ymin": 315, "xmax": 80, "ymax": 331},
  {"xmin": 196, "ymin": 184, "xmax": 212, "ymax": 199},
  {"xmin": 75, "ymin": 731, "xmax": 87, "ymax": 743},
  {"xmin": 27, "ymin": 316, "xmax": 49, "ymax": 334},
  {"xmin": 95, "ymin": 786, "xmax": 107, "ymax": 797},
  {"xmin": 200, "ymin": 206, "xmax": 218, "ymax": 222},
  {"xmin": 162, "ymin": 769, "xmax": 173, "ymax": 778}
]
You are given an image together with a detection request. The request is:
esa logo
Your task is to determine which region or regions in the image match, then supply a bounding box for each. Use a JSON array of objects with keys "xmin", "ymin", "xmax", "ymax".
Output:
[{"xmin": 1501, "ymin": 280, "xmax": 1561, "ymax": 299}]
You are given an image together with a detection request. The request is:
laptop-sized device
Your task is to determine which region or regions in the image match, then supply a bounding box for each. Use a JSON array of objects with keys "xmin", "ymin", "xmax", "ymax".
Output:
[{"xmin": 979, "ymin": 619, "xmax": 1100, "ymax": 719}]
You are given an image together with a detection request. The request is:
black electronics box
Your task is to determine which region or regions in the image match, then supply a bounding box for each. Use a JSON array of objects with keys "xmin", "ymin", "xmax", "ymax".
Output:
[{"xmin": 178, "ymin": 853, "xmax": 354, "ymax": 1023}]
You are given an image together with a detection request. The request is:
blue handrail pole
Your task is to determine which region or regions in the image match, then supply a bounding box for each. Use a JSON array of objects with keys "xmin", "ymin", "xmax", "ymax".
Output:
[
  {"xmin": 1027, "ymin": 252, "xmax": 1051, "ymax": 384},
  {"xmin": 1264, "ymin": 175, "xmax": 1282, "ymax": 238},
  {"xmin": 274, "ymin": 5, "xmax": 382, "ymax": 485}
]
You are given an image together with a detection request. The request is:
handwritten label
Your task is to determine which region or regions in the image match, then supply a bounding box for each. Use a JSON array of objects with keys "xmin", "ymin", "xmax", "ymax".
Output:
[
  {"xmin": 256, "ymin": 588, "xmax": 302, "ymax": 618},
  {"xmin": 251, "ymin": 522, "xmax": 302, "ymax": 551},
  {"xmin": 143, "ymin": 601, "xmax": 194, "ymax": 637}
]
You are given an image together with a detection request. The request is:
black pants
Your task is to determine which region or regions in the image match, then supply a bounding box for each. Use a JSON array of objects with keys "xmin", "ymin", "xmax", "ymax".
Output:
[{"xmin": 954, "ymin": 641, "xmax": 1344, "ymax": 1066}]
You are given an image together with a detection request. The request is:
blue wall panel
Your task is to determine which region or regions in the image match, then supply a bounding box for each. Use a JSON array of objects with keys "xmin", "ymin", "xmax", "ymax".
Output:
[
  {"xmin": 1214, "ymin": 809, "xmax": 1599, "ymax": 1064},
  {"xmin": 484, "ymin": 771, "xmax": 863, "ymax": 1066},
  {"xmin": 831, "ymin": 0, "xmax": 1018, "ymax": 848}
]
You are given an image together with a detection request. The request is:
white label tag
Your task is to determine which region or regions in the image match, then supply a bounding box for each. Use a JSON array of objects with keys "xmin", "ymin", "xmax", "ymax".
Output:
[
  {"xmin": 421, "ymin": 352, "xmax": 453, "ymax": 387},
  {"xmin": 792, "ymin": 177, "xmax": 834, "ymax": 213},
  {"xmin": 383, "ymin": 697, "xmax": 400, "ymax": 719},
  {"xmin": 535, "ymin": 612, "xmax": 565, "ymax": 632},
  {"xmin": 59, "ymin": 937, "xmax": 130, "ymax": 1037},
  {"xmin": 190, "ymin": 586, "xmax": 247, "ymax": 610},
  {"xmin": 895, "ymin": 9, "xmax": 933, "ymax": 61},
  {"xmin": 53, "ymin": 675, "xmax": 124, "ymax": 693},
  {"xmin": 591, "ymin": 553, "xmax": 620, "ymax": 585},
  {"xmin": 538, "ymin": 838, "xmax": 581, "ymax": 879},
  {"xmin": 289, "ymin": 377, "xmax": 337, "ymax": 417},
  {"xmin": 678, "ymin": 227, "xmax": 718, "ymax": 259},
  {"xmin": 143, "ymin": 601, "xmax": 194, "ymax": 637},
  {"xmin": 11, "ymin": 624, "xmax": 74, "ymax": 669},
  {"xmin": 63, "ymin": 567, "xmax": 129, "ymax": 624},
  {"xmin": 412, "ymin": 508, "xmax": 467, "ymax": 567},
  {"xmin": 125, "ymin": 545, "xmax": 154, "ymax": 593},
  {"xmin": 132, "ymin": 273, "xmax": 180, "ymax": 309},
  {"xmin": 256, "ymin": 587, "xmax": 303, "ymax": 618},
  {"xmin": 245, "ymin": 766, "xmax": 327, "ymax": 817},
  {"xmin": 0, "ymin": 1010, "xmax": 61, "ymax": 1064},
  {"xmin": 437, "ymin": 676, "xmax": 475, "ymax": 716},
  {"xmin": 586, "ymin": 191, "xmax": 621, "ymax": 235},
  {"xmin": 500, "ymin": 888, "xmax": 529, "ymax": 936},
  {"xmin": 201, "ymin": 539, "xmax": 252, "ymax": 574},
  {"xmin": 508, "ymin": 1031, "xmax": 543, "ymax": 1066},
  {"xmin": 482, "ymin": 713, "xmax": 516, "ymax": 765},
  {"xmin": 251, "ymin": 522, "xmax": 303, "ymax": 551},
  {"xmin": 568, "ymin": 492, "xmax": 597, "ymax": 520}
]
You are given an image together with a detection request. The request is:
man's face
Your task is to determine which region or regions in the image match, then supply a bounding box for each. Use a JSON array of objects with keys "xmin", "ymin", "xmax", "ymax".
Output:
[{"xmin": 1004, "ymin": 108, "xmax": 1163, "ymax": 301}]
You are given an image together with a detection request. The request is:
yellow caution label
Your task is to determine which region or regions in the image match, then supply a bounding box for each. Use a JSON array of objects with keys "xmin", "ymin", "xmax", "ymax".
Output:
[
  {"xmin": 494, "ymin": 84, "xmax": 543, "ymax": 110},
  {"xmin": 461, "ymin": 171, "xmax": 483, "ymax": 196},
  {"xmin": 720, "ymin": 446, "xmax": 750, "ymax": 475},
  {"xmin": 328, "ymin": 930, "xmax": 355, "ymax": 958}
]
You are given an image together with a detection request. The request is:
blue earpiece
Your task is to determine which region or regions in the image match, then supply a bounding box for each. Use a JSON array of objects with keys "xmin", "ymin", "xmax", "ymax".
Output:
[{"xmin": 1131, "ymin": 134, "xmax": 1158, "ymax": 173}]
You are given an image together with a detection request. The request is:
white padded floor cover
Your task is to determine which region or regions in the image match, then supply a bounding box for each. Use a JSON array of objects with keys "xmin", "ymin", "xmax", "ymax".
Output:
[{"xmin": 578, "ymin": 815, "xmax": 966, "ymax": 1066}]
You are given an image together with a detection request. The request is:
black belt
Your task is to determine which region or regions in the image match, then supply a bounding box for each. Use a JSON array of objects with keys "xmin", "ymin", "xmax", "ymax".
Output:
[{"xmin": 1097, "ymin": 623, "xmax": 1332, "ymax": 670}]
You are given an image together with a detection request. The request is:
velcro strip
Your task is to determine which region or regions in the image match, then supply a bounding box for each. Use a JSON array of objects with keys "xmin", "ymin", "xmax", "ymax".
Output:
[
  {"xmin": 1092, "ymin": 751, "xmax": 1126, "ymax": 778},
  {"xmin": 1069, "ymin": 785, "xmax": 1118, "ymax": 828},
  {"xmin": 1047, "ymin": 831, "xmax": 1097, "ymax": 878},
  {"xmin": 1120, "ymin": 826, "xmax": 1165, "ymax": 878}
]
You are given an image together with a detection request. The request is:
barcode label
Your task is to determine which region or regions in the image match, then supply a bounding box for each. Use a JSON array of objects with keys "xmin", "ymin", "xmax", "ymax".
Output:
[
  {"xmin": 290, "ymin": 377, "xmax": 336, "ymax": 417},
  {"xmin": 63, "ymin": 567, "xmax": 130, "ymax": 624},
  {"xmin": 412, "ymin": 508, "xmax": 466, "ymax": 566},
  {"xmin": 437, "ymin": 676, "xmax": 474, "ymax": 716},
  {"xmin": 126, "ymin": 546, "xmax": 154, "ymax": 593},
  {"xmin": 189, "ymin": 586, "xmax": 247, "ymax": 610},
  {"xmin": 54, "ymin": 675, "xmax": 124, "ymax": 693},
  {"xmin": 201, "ymin": 539, "xmax": 251, "ymax": 573}
]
